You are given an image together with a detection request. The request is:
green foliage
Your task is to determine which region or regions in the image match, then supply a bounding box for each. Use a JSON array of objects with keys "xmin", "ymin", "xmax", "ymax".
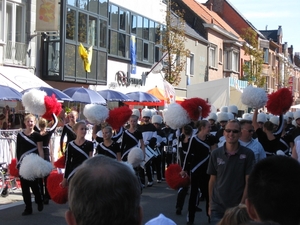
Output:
[
  {"xmin": 241, "ymin": 28, "xmax": 266, "ymax": 87},
  {"xmin": 159, "ymin": 1, "xmax": 189, "ymax": 86}
]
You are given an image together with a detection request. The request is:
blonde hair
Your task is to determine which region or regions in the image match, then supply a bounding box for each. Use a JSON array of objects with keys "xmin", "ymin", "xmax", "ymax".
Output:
[
  {"xmin": 217, "ymin": 204, "xmax": 251, "ymax": 225},
  {"xmin": 38, "ymin": 118, "xmax": 48, "ymax": 129},
  {"xmin": 24, "ymin": 114, "xmax": 36, "ymax": 123},
  {"xmin": 73, "ymin": 121, "xmax": 86, "ymax": 132}
]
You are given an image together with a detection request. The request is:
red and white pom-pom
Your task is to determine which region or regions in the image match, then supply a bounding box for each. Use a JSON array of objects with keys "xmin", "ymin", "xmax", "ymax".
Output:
[
  {"xmin": 42, "ymin": 94, "xmax": 62, "ymax": 120},
  {"xmin": 9, "ymin": 158, "xmax": 19, "ymax": 177},
  {"xmin": 266, "ymin": 88, "xmax": 293, "ymax": 115},
  {"xmin": 241, "ymin": 86, "xmax": 268, "ymax": 109},
  {"xmin": 164, "ymin": 97, "xmax": 211, "ymax": 129},
  {"xmin": 19, "ymin": 153, "xmax": 53, "ymax": 180},
  {"xmin": 106, "ymin": 106, "xmax": 132, "ymax": 130},
  {"xmin": 83, "ymin": 104, "xmax": 109, "ymax": 124},
  {"xmin": 47, "ymin": 171, "xmax": 68, "ymax": 204},
  {"xmin": 22, "ymin": 90, "xmax": 61, "ymax": 119},
  {"xmin": 54, "ymin": 156, "xmax": 65, "ymax": 169},
  {"xmin": 165, "ymin": 164, "xmax": 190, "ymax": 190}
]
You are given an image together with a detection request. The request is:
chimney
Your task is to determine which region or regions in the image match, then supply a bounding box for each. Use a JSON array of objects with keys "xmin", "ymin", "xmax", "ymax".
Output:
[{"xmin": 210, "ymin": 3, "xmax": 213, "ymax": 11}]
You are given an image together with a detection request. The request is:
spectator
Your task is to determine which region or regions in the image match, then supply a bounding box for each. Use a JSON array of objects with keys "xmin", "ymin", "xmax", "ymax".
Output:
[
  {"xmin": 217, "ymin": 204, "xmax": 251, "ymax": 225},
  {"xmin": 207, "ymin": 119, "xmax": 255, "ymax": 225},
  {"xmin": 246, "ymin": 156, "xmax": 300, "ymax": 225},
  {"xmin": 65, "ymin": 155, "xmax": 142, "ymax": 225}
]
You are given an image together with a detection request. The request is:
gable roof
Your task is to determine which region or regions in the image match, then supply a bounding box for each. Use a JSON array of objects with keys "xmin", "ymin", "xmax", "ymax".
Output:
[
  {"xmin": 181, "ymin": 0, "xmax": 243, "ymax": 41},
  {"xmin": 260, "ymin": 30, "xmax": 278, "ymax": 42}
]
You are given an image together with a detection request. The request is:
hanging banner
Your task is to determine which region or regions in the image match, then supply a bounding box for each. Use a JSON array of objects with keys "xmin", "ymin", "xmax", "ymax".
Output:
[
  {"xmin": 163, "ymin": 80, "xmax": 175, "ymax": 108},
  {"xmin": 130, "ymin": 35, "xmax": 137, "ymax": 74},
  {"xmin": 36, "ymin": 0, "xmax": 60, "ymax": 32}
]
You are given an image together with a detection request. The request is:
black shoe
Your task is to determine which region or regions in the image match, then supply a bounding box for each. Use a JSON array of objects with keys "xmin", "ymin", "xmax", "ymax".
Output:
[
  {"xmin": 176, "ymin": 208, "xmax": 181, "ymax": 215},
  {"xmin": 44, "ymin": 198, "xmax": 49, "ymax": 205},
  {"xmin": 38, "ymin": 202, "xmax": 44, "ymax": 211},
  {"xmin": 22, "ymin": 209, "xmax": 32, "ymax": 216},
  {"xmin": 195, "ymin": 206, "xmax": 202, "ymax": 212},
  {"xmin": 186, "ymin": 222, "xmax": 194, "ymax": 225}
]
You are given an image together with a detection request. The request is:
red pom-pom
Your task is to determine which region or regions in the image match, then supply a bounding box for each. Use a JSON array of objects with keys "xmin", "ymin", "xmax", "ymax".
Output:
[
  {"xmin": 266, "ymin": 88, "xmax": 293, "ymax": 115},
  {"xmin": 47, "ymin": 171, "xmax": 68, "ymax": 204},
  {"xmin": 106, "ymin": 106, "xmax": 132, "ymax": 130},
  {"xmin": 9, "ymin": 158, "xmax": 19, "ymax": 177},
  {"xmin": 181, "ymin": 98, "xmax": 211, "ymax": 120},
  {"xmin": 165, "ymin": 164, "xmax": 190, "ymax": 190},
  {"xmin": 54, "ymin": 156, "xmax": 65, "ymax": 169},
  {"xmin": 42, "ymin": 94, "xmax": 62, "ymax": 120}
]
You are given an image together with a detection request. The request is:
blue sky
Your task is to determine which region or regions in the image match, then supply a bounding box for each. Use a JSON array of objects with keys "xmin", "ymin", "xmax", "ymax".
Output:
[{"xmin": 197, "ymin": 0, "xmax": 300, "ymax": 54}]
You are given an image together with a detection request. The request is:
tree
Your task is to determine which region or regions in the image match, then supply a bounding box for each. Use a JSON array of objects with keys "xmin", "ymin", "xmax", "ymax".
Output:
[
  {"xmin": 241, "ymin": 27, "xmax": 266, "ymax": 87},
  {"xmin": 159, "ymin": 0, "xmax": 189, "ymax": 86}
]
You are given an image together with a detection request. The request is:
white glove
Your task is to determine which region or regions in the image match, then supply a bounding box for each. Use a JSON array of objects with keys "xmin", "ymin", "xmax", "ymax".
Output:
[
  {"xmin": 144, "ymin": 140, "xmax": 149, "ymax": 146},
  {"xmin": 172, "ymin": 147, "xmax": 177, "ymax": 153}
]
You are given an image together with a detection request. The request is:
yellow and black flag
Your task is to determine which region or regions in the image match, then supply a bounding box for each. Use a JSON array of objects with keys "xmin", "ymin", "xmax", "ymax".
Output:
[{"xmin": 78, "ymin": 43, "xmax": 93, "ymax": 72}]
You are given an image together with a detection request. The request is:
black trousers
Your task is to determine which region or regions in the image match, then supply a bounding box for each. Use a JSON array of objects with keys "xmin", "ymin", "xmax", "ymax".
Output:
[
  {"xmin": 20, "ymin": 177, "xmax": 43, "ymax": 210},
  {"xmin": 187, "ymin": 171, "xmax": 210, "ymax": 222}
]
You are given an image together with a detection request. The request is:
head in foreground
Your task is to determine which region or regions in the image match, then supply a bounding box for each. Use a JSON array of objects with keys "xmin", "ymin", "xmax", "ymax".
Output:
[
  {"xmin": 246, "ymin": 156, "xmax": 300, "ymax": 225},
  {"xmin": 65, "ymin": 155, "xmax": 142, "ymax": 225}
]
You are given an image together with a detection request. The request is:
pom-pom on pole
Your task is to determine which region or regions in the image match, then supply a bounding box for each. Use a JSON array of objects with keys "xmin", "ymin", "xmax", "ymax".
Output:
[
  {"xmin": 8, "ymin": 158, "xmax": 19, "ymax": 177},
  {"xmin": 163, "ymin": 103, "xmax": 190, "ymax": 129},
  {"xmin": 42, "ymin": 94, "xmax": 62, "ymax": 120},
  {"xmin": 266, "ymin": 88, "xmax": 293, "ymax": 115},
  {"xmin": 181, "ymin": 97, "xmax": 211, "ymax": 119},
  {"xmin": 165, "ymin": 164, "xmax": 190, "ymax": 190},
  {"xmin": 54, "ymin": 156, "xmax": 65, "ymax": 169},
  {"xmin": 106, "ymin": 106, "xmax": 132, "ymax": 130},
  {"xmin": 83, "ymin": 104, "xmax": 109, "ymax": 124},
  {"xmin": 22, "ymin": 89, "xmax": 46, "ymax": 115},
  {"xmin": 47, "ymin": 171, "xmax": 68, "ymax": 204},
  {"xmin": 241, "ymin": 86, "xmax": 268, "ymax": 109}
]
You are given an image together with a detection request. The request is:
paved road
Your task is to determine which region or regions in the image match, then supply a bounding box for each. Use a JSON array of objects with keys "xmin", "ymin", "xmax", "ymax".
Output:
[{"xmin": 0, "ymin": 182, "xmax": 210, "ymax": 225}]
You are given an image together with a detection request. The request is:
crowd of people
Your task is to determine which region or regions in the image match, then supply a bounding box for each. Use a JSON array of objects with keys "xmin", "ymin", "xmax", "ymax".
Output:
[{"xmin": 9, "ymin": 102, "xmax": 300, "ymax": 225}]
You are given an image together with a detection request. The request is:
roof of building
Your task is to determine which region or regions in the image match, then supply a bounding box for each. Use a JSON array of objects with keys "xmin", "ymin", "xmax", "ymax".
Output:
[
  {"xmin": 260, "ymin": 30, "xmax": 279, "ymax": 42},
  {"xmin": 181, "ymin": 0, "xmax": 243, "ymax": 41}
]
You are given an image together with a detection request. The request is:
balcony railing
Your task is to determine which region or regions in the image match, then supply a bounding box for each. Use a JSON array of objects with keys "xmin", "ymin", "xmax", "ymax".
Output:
[{"xmin": 4, "ymin": 41, "xmax": 28, "ymax": 66}]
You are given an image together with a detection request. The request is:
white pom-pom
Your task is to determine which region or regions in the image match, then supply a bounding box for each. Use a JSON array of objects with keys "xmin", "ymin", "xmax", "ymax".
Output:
[
  {"xmin": 121, "ymin": 161, "xmax": 135, "ymax": 173},
  {"xmin": 22, "ymin": 89, "xmax": 46, "ymax": 115},
  {"xmin": 241, "ymin": 86, "xmax": 267, "ymax": 109},
  {"xmin": 83, "ymin": 104, "xmax": 109, "ymax": 124},
  {"xmin": 19, "ymin": 153, "xmax": 53, "ymax": 180},
  {"xmin": 164, "ymin": 103, "xmax": 190, "ymax": 129},
  {"xmin": 128, "ymin": 147, "xmax": 144, "ymax": 168}
]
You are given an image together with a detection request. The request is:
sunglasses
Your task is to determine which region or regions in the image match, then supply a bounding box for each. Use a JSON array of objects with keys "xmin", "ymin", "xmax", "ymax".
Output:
[
  {"xmin": 247, "ymin": 129, "xmax": 254, "ymax": 133},
  {"xmin": 224, "ymin": 129, "xmax": 240, "ymax": 134}
]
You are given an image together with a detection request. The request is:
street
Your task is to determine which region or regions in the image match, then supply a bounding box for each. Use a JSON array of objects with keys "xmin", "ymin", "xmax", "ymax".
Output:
[{"xmin": 0, "ymin": 181, "xmax": 210, "ymax": 225}]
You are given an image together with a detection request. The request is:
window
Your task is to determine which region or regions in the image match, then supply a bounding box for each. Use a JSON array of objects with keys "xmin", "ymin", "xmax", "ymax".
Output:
[
  {"xmin": 78, "ymin": 0, "xmax": 87, "ymax": 10},
  {"xmin": 109, "ymin": 30, "xmax": 118, "ymax": 55},
  {"xmin": 263, "ymin": 48, "xmax": 269, "ymax": 64},
  {"xmin": 99, "ymin": 19, "xmax": 107, "ymax": 48},
  {"xmin": 110, "ymin": 5, "xmax": 118, "ymax": 30},
  {"xmin": 78, "ymin": 12, "xmax": 88, "ymax": 43},
  {"xmin": 131, "ymin": 15, "xmax": 137, "ymax": 34},
  {"xmin": 232, "ymin": 51, "xmax": 239, "ymax": 72},
  {"xmin": 143, "ymin": 18, "xmax": 149, "ymax": 40},
  {"xmin": 66, "ymin": 8, "xmax": 76, "ymax": 41},
  {"xmin": 224, "ymin": 49, "xmax": 239, "ymax": 72},
  {"xmin": 119, "ymin": 9, "xmax": 129, "ymax": 32},
  {"xmin": 143, "ymin": 42, "xmax": 148, "ymax": 61},
  {"xmin": 149, "ymin": 20, "xmax": 155, "ymax": 42},
  {"xmin": 99, "ymin": 0, "xmax": 108, "ymax": 17},
  {"xmin": 186, "ymin": 53, "xmax": 194, "ymax": 76},
  {"xmin": 209, "ymin": 46, "xmax": 216, "ymax": 68},
  {"xmin": 5, "ymin": 2, "xmax": 25, "ymax": 43},
  {"xmin": 136, "ymin": 16, "xmax": 143, "ymax": 38},
  {"xmin": 118, "ymin": 33, "xmax": 128, "ymax": 57},
  {"xmin": 219, "ymin": 48, "xmax": 222, "ymax": 63},
  {"xmin": 88, "ymin": 15, "xmax": 97, "ymax": 46}
]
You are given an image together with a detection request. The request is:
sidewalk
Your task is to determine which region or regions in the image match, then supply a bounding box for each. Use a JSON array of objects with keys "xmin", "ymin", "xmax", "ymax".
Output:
[{"xmin": 0, "ymin": 189, "xmax": 23, "ymax": 206}]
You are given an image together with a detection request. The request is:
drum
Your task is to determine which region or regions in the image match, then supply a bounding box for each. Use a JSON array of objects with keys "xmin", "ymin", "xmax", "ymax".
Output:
[
  {"xmin": 164, "ymin": 146, "xmax": 173, "ymax": 154},
  {"xmin": 154, "ymin": 147, "xmax": 161, "ymax": 156},
  {"xmin": 140, "ymin": 146, "xmax": 157, "ymax": 168}
]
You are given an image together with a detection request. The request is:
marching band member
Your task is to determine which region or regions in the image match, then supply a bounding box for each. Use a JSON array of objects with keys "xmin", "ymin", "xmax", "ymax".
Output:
[
  {"xmin": 61, "ymin": 121, "xmax": 93, "ymax": 188},
  {"xmin": 60, "ymin": 110, "xmax": 78, "ymax": 155},
  {"xmin": 16, "ymin": 114, "xmax": 44, "ymax": 216}
]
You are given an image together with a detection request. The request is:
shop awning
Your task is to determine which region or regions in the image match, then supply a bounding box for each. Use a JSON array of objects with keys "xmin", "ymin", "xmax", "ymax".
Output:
[{"xmin": 0, "ymin": 66, "xmax": 52, "ymax": 92}]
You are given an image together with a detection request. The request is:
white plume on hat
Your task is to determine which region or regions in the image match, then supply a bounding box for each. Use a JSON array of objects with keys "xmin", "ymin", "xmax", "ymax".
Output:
[
  {"xmin": 19, "ymin": 153, "xmax": 53, "ymax": 180},
  {"xmin": 257, "ymin": 113, "xmax": 267, "ymax": 123},
  {"xmin": 241, "ymin": 86, "xmax": 268, "ymax": 109},
  {"xmin": 285, "ymin": 111, "xmax": 293, "ymax": 119},
  {"xmin": 228, "ymin": 105, "xmax": 238, "ymax": 115},
  {"xmin": 145, "ymin": 213, "xmax": 176, "ymax": 225},
  {"xmin": 132, "ymin": 109, "xmax": 140, "ymax": 118},
  {"xmin": 208, "ymin": 112, "xmax": 217, "ymax": 121},
  {"xmin": 227, "ymin": 112, "xmax": 234, "ymax": 120},
  {"xmin": 83, "ymin": 104, "xmax": 109, "ymax": 124},
  {"xmin": 242, "ymin": 113, "xmax": 252, "ymax": 121},
  {"xmin": 22, "ymin": 89, "xmax": 47, "ymax": 115},
  {"xmin": 217, "ymin": 112, "xmax": 229, "ymax": 122},
  {"xmin": 294, "ymin": 111, "xmax": 300, "ymax": 121},
  {"xmin": 142, "ymin": 108, "xmax": 152, "ymax": 118},
  {"xmin": 269, "ymin": 116, "xmax": 279, "ymax": 126},
  {"xmin": 152, "ymin": 115, "xmax": 163, "ymax": 124},
  {"xmin": 220, "ymin": 106, "xmax": 228, "ymax": 112}
]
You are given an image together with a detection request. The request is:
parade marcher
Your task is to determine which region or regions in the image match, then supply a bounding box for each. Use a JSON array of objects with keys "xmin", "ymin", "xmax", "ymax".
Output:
[
  {"xmin": 61, "ymin": 121, "xmax": 93, "ymax": 188},
  {"xmin": 208, "ymin": 112, "xmax": 219, "ymax": 136},
  {"xmin": 16, "ymin": 114, "xmax": 44, "ymax": 216},
  {"xmin": 138, "ymin": 109, "xmax": 157, "ymax": 187},
  {"xmin": 207, "ymin": 120, "xmax": 255, "ymax": 225},
  {"xmin": 152, "ymin": 115, "xmax": 166, "ymax": 183},
  {"xmin": 60, "ymin": 110, "xmax": 78, "ymax": 155},
  {"xmin": 36, "ymin": 113, "xmax": 58, "ymax": 204},
  {"xmin": 215, "ymin": 112, "xmax": 229, "ymax": 142},
  {"xmin": 285, "ymin": 111, "xmax": 295, "ymax": 133},
  {"xmin": 228, "ymin": 105, "xmax": 239, "ymax": 119},
  {"xmin": 252, "ymin": 109, "xmax": 284, "ymax": 156},
  {"xmin": 180, "ymin": 120, "xmax": 217, "ymax": 224},
  {"xmin": 96, "ymin": 125, "xmax": 121, "ymax": 161},
  {"xmin": 120, "ymin": 114, "xmax": 145, "ymax": 162}
]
